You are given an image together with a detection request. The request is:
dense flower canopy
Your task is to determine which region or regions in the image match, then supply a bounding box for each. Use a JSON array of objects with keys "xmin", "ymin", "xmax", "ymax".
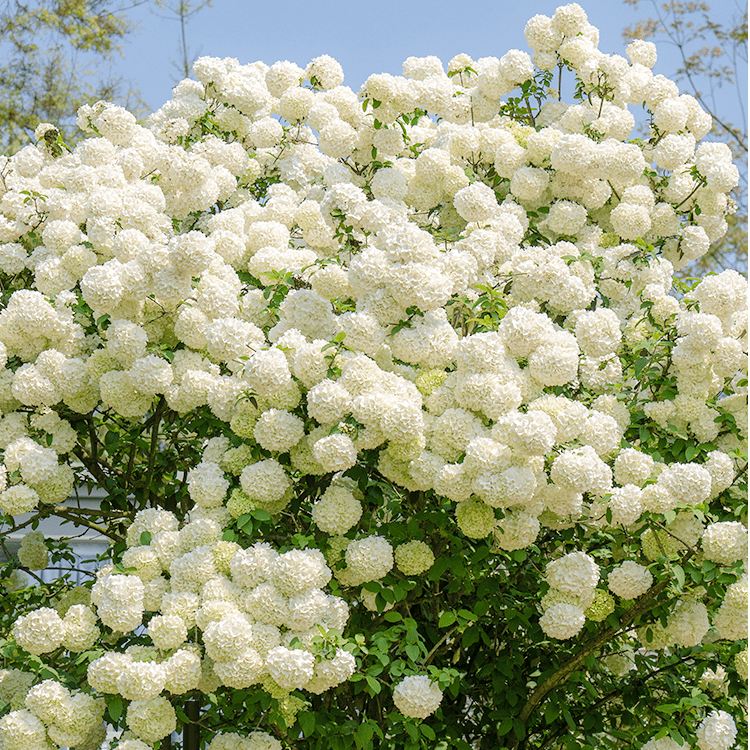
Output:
[{"xmin": 0, "ymin": 4, "xmax": 746, "ymax": 750}]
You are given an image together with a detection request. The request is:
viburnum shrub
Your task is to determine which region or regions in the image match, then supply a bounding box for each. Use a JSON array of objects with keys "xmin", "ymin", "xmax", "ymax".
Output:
[{"xmin": 0, "ymin": 4, "xmax": 746, "ymax": 750}]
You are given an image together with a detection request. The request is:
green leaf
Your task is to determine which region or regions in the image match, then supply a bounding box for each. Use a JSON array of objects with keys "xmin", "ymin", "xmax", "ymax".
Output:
[
  {"xmin": 438, "ymin": 611, "xmax": 456, "ymax": 627},
  {"xmin": 357, "ymin": 722, "xmax": 374, "ymax": 745},
  {"xmin": 562, "ymin": 708, "xmax": 575, "ymax": 730},
  {"xmin": 140, "ymin": 531, "xmax": 152, "ymax": 546},
  {"xmin": 366, "ymin": 675, "xmax": 381, "ymax": 694},
  {"xmin": 108, "ymin": 695, "xmax": 123, "ymax": 723},
  {"xmin": 420, "ymin": 725, "xmax": 436, "ymax": 740},
  {"xmin": 405, "ymin": 643, "xmax": 421, "ymax": 661},
  {"xmin": 497, "ymin": 718, "xmax": 513, "ymax": 737},
  {"xmin": 298, "ymin": 712, "xmax": 315, "ymax": 737},
  {"xmin": 251, "ymin": 509, "xmax": 271, "ymax": 522},
  {"xmin": 237, "ymin": 514, "xmax": 254, "ymax": 534},
  {"xmin": 672, "ymin": 564, "xmax": 685, "ymax": 590},
  {"xmin": 685, "ymin": 444, "xmax": 700, "ymax": 461}
]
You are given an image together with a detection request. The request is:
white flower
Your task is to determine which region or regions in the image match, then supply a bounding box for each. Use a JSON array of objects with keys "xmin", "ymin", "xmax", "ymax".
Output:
[
  {"xmin": 270, "ymin": 548, "xmax": 332, "ymax": 595},
  {"xmin": 394, "ymin": 540, "xmax": 435, "ymax": 575},
  {"xmin": 239, "ymin": 460, "xmax": 291, "ymax": 505},
  {"xmin": 701, "ymin": 522, "xmax": 748, "ymax": 565},
  {"xmin": 311, "ymin": 433, "xmax": 357, "ymax": 472},
  {"xmin": 311, "ymin": 485, "xmax": 362, "ymax": 535},
  {"xmin": 12, "ymin": 607, "xmax": 65, "ymax": 655},
  {"xmin": 453, "ymin": 182, "xmax": 498, "ymax": 223},
  {"xmin": 546, "ymin": 551, "xmax": 600, "ymax": 597},
  {"xmin": 607, "ymin": 561, "xmax": 653, "ymax": 599},
  {"xmin": 126, "ymin": 696, "xmax": 177, "ymax": 743},
  {"xmin": 696, "ymin": 710, "xmax": 737, "ymax": 750},
  {"xmin": 392, "ymin": 675, "xmax": 443, "ymax": 719},
  {"xmin": 539, "ymin": 603, "xmax": 586, "ymax": 639},
  {"xmin": 265, "ymin": 646, "xmax": 315, "ymax": 690},
  {"xmin": 344, "ymin": 536, "xmax": 394, "ymax": 584}
]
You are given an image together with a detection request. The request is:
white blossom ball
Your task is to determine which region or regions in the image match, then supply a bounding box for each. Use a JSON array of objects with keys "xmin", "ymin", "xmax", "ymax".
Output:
[
  {"xmin": 714, "ymin": 576, "xmax": 747, "ymax": 641},
  {"xmin": 306, "ymin": 54, "xmax": 344, "ymax": 90},
  {"xmin": 203, "ymin": 614, "xmax": 254, "ymax": 662},
  {"xmin": 345, "ymin": 536, "xmax": 394, "ymax": 583},
  {"xmin": 642, "ymin": 738, "xmax": 683, "ymax": 750},
  {"xmin": 213, "ymin": 648, "xmax": 264, "ymax": 689},
  {"xmin": 116, "ymin": 660, "xmax": 167, "ymax": 701},
  {"xmin": 734, "ymin": 648, "xmax": 748, "ymax": 681},
  {"xmin": 311, "ymin": 433, "xmax": 357, "ymax": 472},
  {"xmin": 607, "ymin": 561, "xmax": 653, "ymax": 599},
  {"xmin": 494, "ymin": 511, "xmax": 540, "ymax": 551},
  {"xmin": 229, "ymin": 543, "xmax": 277, "ymax": 588},
  {"xmin": 186, "ymin": 462, "xmax": 229, "ymax": 510},
  {"xmin": 696, "ymin": 710, "xmax": 737, "ymax": 750},
  {"xmin": 148, "ymin": 614, "xmax": 188, "ymax": 651},
  {"xmin": 306, "ymin": 648, "xmax": 357, "ymax": 694},
  {"xmin": 394, "ymin": 540, "xmax": 435, "ymax": 575},
  {"xmin": 614, "ymin": 448, "xmax": 654, "ymax": 487},
  {"xmin": 270, "ymin": 548, "xmax": 332, "ymax": 595},
  {"xmin": 701, "ymin": 522, "xmax": 748, "ymax": 566},
  {"xmin": 456, "ymin": 499, "xmax": 496, "ymax": 539},
  {"xmin": 0, "ymin": 710, "xmax": 48, "ymax": 750},
  {"xmin": 306, "ymin": 380, "xmax": 352, "ymax": 424},
  {"xmin": 546, "ymin": 551, "xmax": 600, "ymax": 597},
  {"xmin": 392, "ymin": 675, "xmax": 443, "ymax": 719},
  {"xmin": 265, "ymin": 646, "xmax": 315, "ymax": 691},
  {"xmin": 546, "ymin": 200, "xmax": 587, "ymax": 235},
  {"xmin": 62, "ymin": 604, "xmax": 100, "ymax": 652},
  {"xmin": 239, "ymin": 460, "xmax": 291, "ymax": 505},
  {"xmin": 126, "ymin": 696, "xmax": 177, "ymax": 743},
  {"xmin": 539, "ymin": 603, "xmax": 586, "ymax": 640},
  {"xmin": 163, "ymin": 649, "xmax": 202, "ymax": 693},
  {"xmin": 24, "ymin": 678, "xmax": 70, "ymax": 723},
  {"xmin": 253, "ymin": 409, "xmax": 305, "ymax": 453},
  {"xmin": 12, "ymin": 607, "xmax": 65, "ymax": 655},
  {"xmin": 658, "ymin": 463, "xmax": 712, "ymax": 506},
  {"xmin": 0, "ymin": 485, "xmax": 40, "ymax": 516},
  {"xmin": 453, "ymin": 182, "xmax": 498, "ymax": 223},
  {"xmin": 667, "ymin": 599, "xmax": 710, "ymax": 648},
  {"xmin": 311, "ymin": 485, "xmax": 363, "ymax": 535},
  {"xmin": 87, "ymin": 652, "xmax": 133, "ymax": 694}
]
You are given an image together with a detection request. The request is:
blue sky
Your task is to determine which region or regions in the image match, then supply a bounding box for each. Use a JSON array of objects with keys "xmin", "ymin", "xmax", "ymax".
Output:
[{"xmin": 113, "ymin": 0, "xmax": 746, "ymax": 122}]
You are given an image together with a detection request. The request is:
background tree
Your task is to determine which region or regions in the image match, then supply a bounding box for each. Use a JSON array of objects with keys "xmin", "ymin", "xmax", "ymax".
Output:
[
  {"xmin": 623, "ymin": 0, "xmax": 748, "ymax": 275},
  {"xmin": 153, "ymin": 0, "xmax": 214, "ymax": 81},
  {"xmin": 0, "ymin": 0, "xmax": 151, "ymax": 153}
]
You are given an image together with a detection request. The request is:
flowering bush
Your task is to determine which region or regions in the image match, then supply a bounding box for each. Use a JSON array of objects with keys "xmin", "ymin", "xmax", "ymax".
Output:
[{"xmin": 0, "ymin": 4, "xmax": 746, "ymax": 749}]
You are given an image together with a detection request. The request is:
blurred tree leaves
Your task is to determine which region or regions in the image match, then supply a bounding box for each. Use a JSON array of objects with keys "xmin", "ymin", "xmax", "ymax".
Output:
[
  {"xmin": 0, "ymin": 0, "xmax": 149, "ymax": 153},
  {"xmin": 624, "ymin": 0, "xmax": 748, "ymax": 275}
]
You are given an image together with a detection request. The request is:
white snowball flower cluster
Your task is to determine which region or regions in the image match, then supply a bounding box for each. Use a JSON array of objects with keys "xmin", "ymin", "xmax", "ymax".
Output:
[
  {"xmin": 208, "ymin": 731, "xmax": 282, "ymax": 750},
  {"xmin": 701, "ymin": 522, "xmax": 748, "ymax": 565},
  {"xmin": 87, "ymin": 510, "xmax": 352, "ymax": 698},
  {"xmin": 714, "ymin": 575, "xmax": 747, "ymax": 641},
  {"xmin": 126, "ymin": 696, "xmax": 177, "ymax": 743},
  {"xmin": 0, "ymin": 679, "xmax": 105, "ymax": 750},
  {"xmin": 540, "ymin": 551, "xmax": 600, "ymax": 639},
  {"xmin": 392, "ymin": 675, "xmax": 443, "ymax": 719},
  {"xmin": 17, "ymin": 530, "xmax": 49, "ymax": 570},
  {"xmin": 310, "ymin": 482, "xmax": 362, "ymax": 534},
  {"xmin": 394, "ymin": 540, "xmax": 435, "ymax": 575},
  {"xmin": 696, "ymin": 711, "xmax": 737, "ymax": 750},
  {"xmin": 607, "ymin": 561, "xmax": 653, "ymax": 600}
]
